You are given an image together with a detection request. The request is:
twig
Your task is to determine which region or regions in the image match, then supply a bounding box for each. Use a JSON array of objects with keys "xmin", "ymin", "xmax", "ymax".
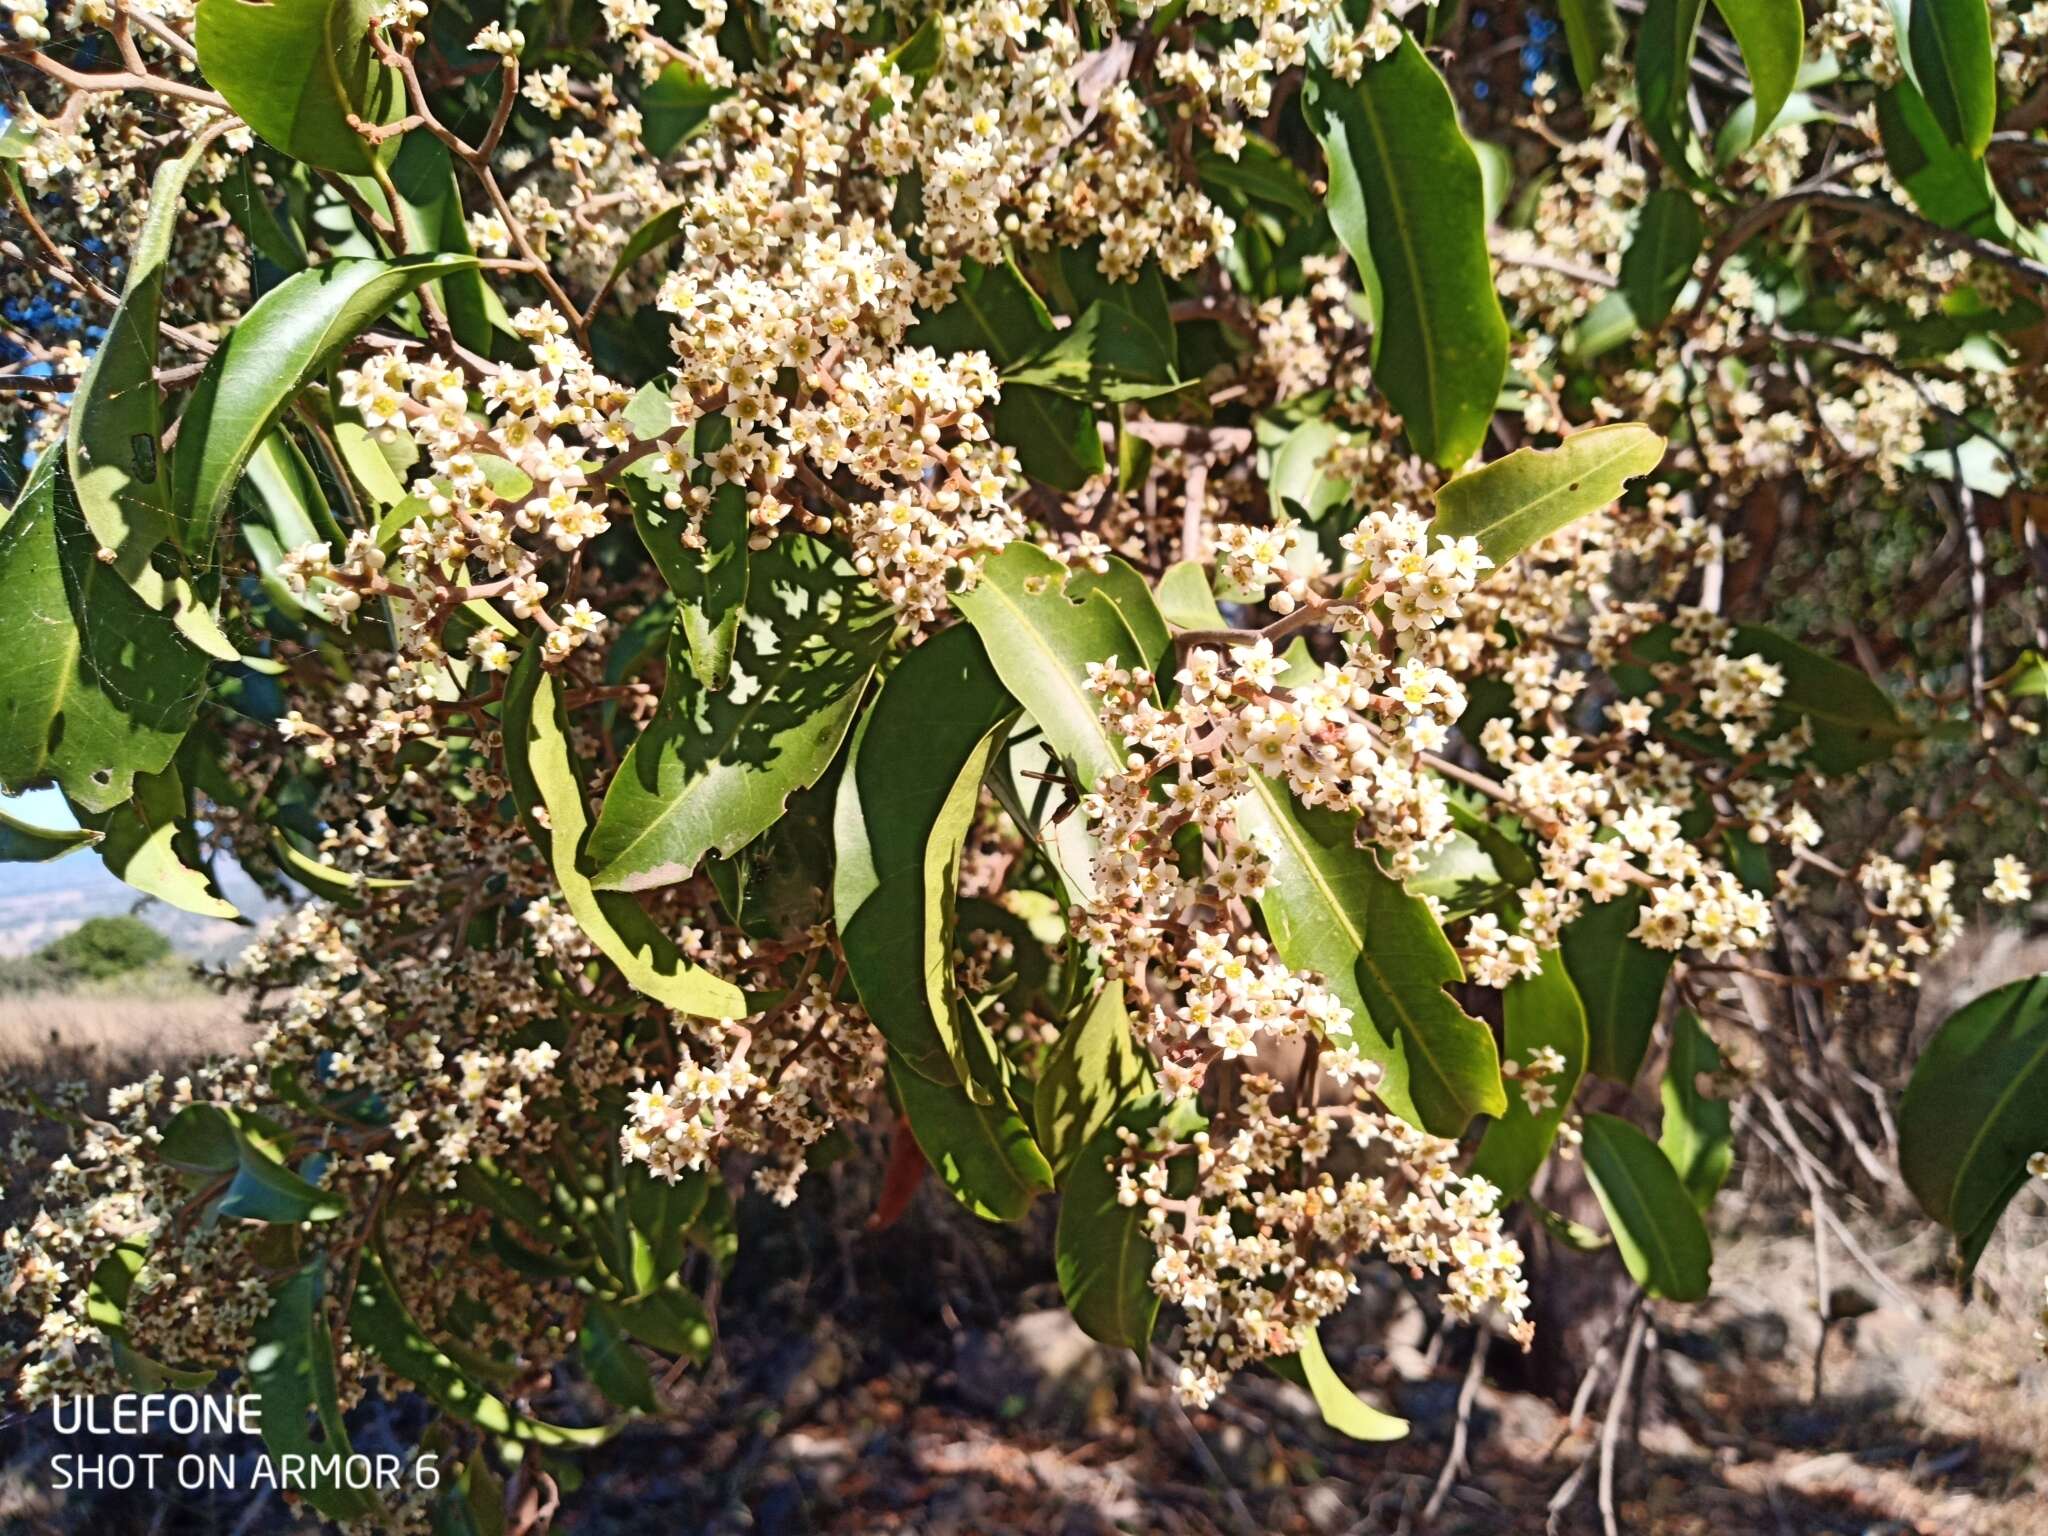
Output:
[
  {"xmin": 1596, "ymin": 1304, "xmax": 1651, "ymax": 1536},
  {"xmin": 1422, "ymin": 1326, "xmax": 1490, "ymax": 1524}
]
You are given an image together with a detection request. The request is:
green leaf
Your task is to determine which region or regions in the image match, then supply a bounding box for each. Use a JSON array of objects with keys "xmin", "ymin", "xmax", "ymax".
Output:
[
  {"xmin": 75, "ymin": 763, "xmax": 240, "ymax": 920},
  {"xmin": 1899, "ymin": 976, "xmax": 2048, "ymax": 1252},
  {"xmin": 1619, "ymin": 191, "xmax": 1703, "ymax": 330},
  {"xmin": 1892, "ymin": 0, "xmax": 1995, "ymax": 160},
  {"xmin": 1728, "ymin": 624, "xmax": 1920, "ymax": 773},
  {"xmin": 169, "ymin": 255, "xmax": 478, "ymax": 560},
  {"xmin": 1170, "ymin": 577, "xmax": 1502, "ymax": 1134},
  {"xmin": 1266, "ymin": 416, "xmax": 1350, "ymax": 537},
  {"xmin": 1056, "ymin": 239, "xmax": 1178, "ymax": 368},
  {"xmin": 579, "ymin": 1302, "xmax": 657, "ymax": 1413},
  {"xmin": 502, "ymin": 645, "xmax": 748, "ymax": 1020},
  {"xmin": 1708, "ymin": 0, "xmax": 1804, "ymax": 150},
  {"xmin": 1561, "ymin": 889, "xmax": 1673, "ymax": 1084},
  {"xmin": 1036, "ymin": 980, "xmax": 1151, "ymax": 1183},
  {"xmin": 1716, "ymin": 90, "xmax": 1837, "ymax": 165},
  {"xmin": 194, "ymin": 0, "xmax": 403, "ymax": 174},
  {"xmin": 1196, "ymin": 138, "xmax": 1319, "ymax": 221},
  {"xmin": 0, "ymin": 806, "xmax": 98, "ymax": 861},
  {"xmin": 270, "ymin": 828, "xmax": 412, "ymax": 903},
  {"xmin": 889, "ymin": 1043, "xmax": 1054, "ymax": 1223},
  {"xmin": 66, "ymin": 137, "xmax": 229, "ymax": 657},
  {"xmin": 835, "ymin": 623, "xmax": 1018, "ymax": 1086},
  {"xmin": 643, "ymin": 63, "xmax": 730, "ymax": 157},
  {"xmin": 164, "ymin": 1104, "xmax": 346, "ymax": 1222},
  {"xmin": 240, "ymin": 429, "xmax": 339, "ymax": 619},
  {"xmin": 1997, "ymin": 650, "xmax": 2048, "ymax": 699},
  {"xmin": 588, "ymin": 536, "xmax": 890, "ymax": 890},
  {"xmin": 1468, "ymin": 946, "xmax": 1588, "ymax": 1202},
  {"xmin": 1054, "ymin": 1096, "xmax": 1177, "ymax": 1350},
  {"xmin": 952, "ymin": 542, "xmax": 1159, "ymax": 792},
  {"xmin": 248, "ymin": 1261, "xmax": 378, "ymax": 1521},
  {"xmin": 1558, "ymin": 0, "xmax": 1627, "ymax": 91},
  {"xmin": 1429, "ymin": 423, "xmax": 1666, "ymax": 566},
  {"xmin": 600, "ymin": 204, "xmax": 686, "ymax": 301},
  {"xmin": 910, "ymin": 256, "xmax": 1104, "ymax": 490},
  {"xmin": 1659, "ymin": 1010, "xmax": 1734, "ymax": 1209},
  {"xmin": 628, "ymin": 473, "xmax": 749, "ymax": 692},
  {"xmin": 351, "ymin": 1250, "xmax": 614, "ymax": 1444},
  {"xmin": 1303, "ymin": 36, "xmax": 1508, "ymax": 468},
  {"xmin": 1579, "ymin": 1112, "xmax": 1712, "ymax": 1300},
  {"xmin": 1876, "ymin": 79, "xmax": 2019, "ymax": 243},
  {"xmin": 1635, "ymin": 0, "xmax": 1709, "ymax": 181},
  {"xmin": 1273, "ymin": 1326, "xmax": 1409, "ymax": 1441},
  {"xmin": 1004, "ymin": 301, "xmax": 1184, "ymax": 403},
  {"xmin": 0, "ymin": 454, "xmax": 209, "ymax": 814},
  {"xmin": 370, "ymin": 133, "xmax": 495, "ymax": 354}
]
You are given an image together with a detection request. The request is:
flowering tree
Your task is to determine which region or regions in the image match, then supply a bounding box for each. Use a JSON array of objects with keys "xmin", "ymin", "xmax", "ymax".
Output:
[{"xmin": 1, "ymin": 0, "xmax": 2045, "ymax": 1523}]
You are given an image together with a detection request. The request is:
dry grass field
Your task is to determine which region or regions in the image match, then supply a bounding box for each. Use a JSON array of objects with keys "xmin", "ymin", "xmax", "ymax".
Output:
[{"xmin": 0, "ymin": 977, "xmax": 260, "ymax": 1085}]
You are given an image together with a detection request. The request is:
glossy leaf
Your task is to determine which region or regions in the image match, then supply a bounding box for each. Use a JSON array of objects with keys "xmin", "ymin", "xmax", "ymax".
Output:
[
  {"xmin": 1619, "ymin": 191, "xmax": 1703, "ymax": 330},
  {"xmin": 889, "ymin": 1043, "xmax": 1054, "ymax": 1223},
  {"xmin": 1003, "ymin": 301, "xmax": 1184, "ymax": 403},
  {"xmin": 629, "ymin": 470, "xmax": 749, "ymax": 693},
  {"xmin": 1892, "ymin": 0, "xmax": 1996, "ymax": 160},
  {"xmin": 371, "ymin": 133, "xmax": 495, "ymax": 354},
  {"xmin": 1876, "ymin": 79, "xmax": 2014, "ymax": 242},
  {"xmin": 248, "ymin": 1261, "xmax": 378, "ymax": 1521},
  {"xmin": 1580, "ymin": 1112, "xmax": 1712, "ymax": 1300},
  {"xmin": 76, "ymin": 764, "xmax": 241, "ymax": 920},
  {"xmin": 1036, "ymin": 980, "xmax": 1151, "ymax": 1183},
  {"xmin": 910, "ymin": 256, "xmax": 1103, "ymax": 489},
  {"xmin": 351, "ymin": 1250, "xmax": 613, "ymax": 1444},
  {"xmin": 580, "ymin": 1302, "xmax": 657, "ymax": 1413},
  {"xmin": 1469, "ymin": 946, "xmax": 1588, "ymax": 1202},
  {"xmin": 1055, "ymin": 1096, "xmax": 1183, "ymax": 1350},
  {"xmin": 1636, "ymin": 0, "xmax": 1709, "ymax": 180},
  {"xmin": 1173, "ymin": 578, "xmax": 1503, "ymax": 1134},
  {"xmin": 0, "ymin": 455, "xmax": 209, "ymax": 814},
  {"xmin": 0, "ymin": 807, "xmax": 98, "ymax": 861},
  {"xmin": 1558, "ymin": 0, "xmax": 1627, "ymax": 91},
  {"xmin": 66, "ymin": 138, "xmax": 215, "ymax": 637},
  {"xmin": 502, "ymin": 646, "xmax": 748, "ymax": 1019},
  {"xmin": 194, "ymin": 0, "xmax": 403, "ymax": 174},
  {"xmin": 643, "ymin": 63, "xmax": 730, "ymax": 157},
  {"xmin": 588, "ymin": 536, "xmax": 890, "ymax": 891},
  {"xmin": 1659, "ymin": 1010, "xmax": 1734, "ymax": 1209},
  {"xmin": 1303, "ymin": 36, "xmax": 1508, "ymax": 468},
  {"xmin": 835, "ymin": 623, "xmax": 1018, "ymax": 1085},
  {"xmin": 170, "ymin": 255, "xmax": 478, "ymax": 560},
  {"xmin": 1429, "ymin": 423, "xmax": 1666, "ymax": 566},
  {"xmin": 1899, "ymin": 976, "xmax": 2048, "ymax": 1252},
  {"xmin": 1561, "ymin": 889, "xmax": 1673, "ymax": 1084},
  {"xmin": 952, "ymin": 542, "xmax": 1157, "ymax": 792},
  {"xmin": 1273, "ymin": 1326, "xmax": 1409, "ymax": 1441},
  {"xmin": 1708, "ymin": 0, "xmax": 1804, "ymax": 151}
]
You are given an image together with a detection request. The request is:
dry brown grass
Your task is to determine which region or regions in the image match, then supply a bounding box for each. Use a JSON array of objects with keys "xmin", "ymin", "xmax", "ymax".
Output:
[{"xmin": 0, "ymin": 980, "xmax": 259, "ymax": 1086}]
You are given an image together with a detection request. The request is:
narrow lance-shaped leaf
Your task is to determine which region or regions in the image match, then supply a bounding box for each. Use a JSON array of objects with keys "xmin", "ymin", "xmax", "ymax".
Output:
[
  {"xmin": 1055, "ymin": 1094, "xmax": 1197, "ymax": 1351},
  {"xmin": 1303, "ymin": 35, "xmax": 1508, "ymax": 468},
  {"xmin": 888, "ymin": 1026, "xmax": 1054, "ymax": 1224},
  {"xmin": 1580, "ymin": 1112, "xmax": 1713, "ymax": 1300},
  {"xmin": 1036, "ymin": 979, "xmax": 1151, "ymax": 1183},
  {"xmin": 1469, "ymin": 945, "xmax": 1588, "ymax": 1202},
  {"xmin": 1619, "ymin": 191, "xmax": 1704, "ymax": 331},
  {"xmin": 1635, "ymin": 0, "xmax": 1709, "ymax": 182},
  {"xmin": 1558, "ymin": 0, "xmax": 1627, "ymax": 91},
  {"xmin": 1891, "ymin": 0, "xmax": 1996, "ymax": 160},
  {"xmin": 1270, "ymin": 1326, "xmax": 1409, "ymax": 1441},
  {"xmin": 169, "ymin": 254, "xmax": 479, "ymax": 561},
  {"xmin": 73, "ymin": 763, "xmax": 241, "ymax": 920},
  {"xmin": 0, "ymin": 454, "xmax": 210, "ymax": 814},
  {"xmin": 66, "ymin": 136, "xmax": 234, "ymax": 659},
  {"xmin": 247, "ymin": 1261, "xmax": 379, "ymax": 1522},
  {"xmin": 1429, "ymin": 424, "xmax": 1666, "ymax": 566},
  {"xmin": 587, "ymin": 535, "xmax": 890, "ymax": 891},
  {"xmin": 1562, "ymin": 888, "xmax": 1674, "ymax": 1084},
  {"xmin": 835, "ymin": 622, "xmax": 1019, "ymax": 1086},
  {"xmin": 1171, "ymin": 577, "xmax": 1504, "ymax": 1134},
  {"xmin": 1659, "ymin": 1009, "xmax": 1734, "ymax": 1209},
  {"xmin": 1709, "ymin": 0, "xmax": 1805, "ymax": 150},
  {"xmin": 0, "ymin": 807, "xmax": 99, "ymax": 862},
  {"xmin": 1899, "ymin": 976, "xmax": 2048, "ymax": 1255},
  {"xmin": 502, "ymin": 645, "xmax": 748, "ymax": 1020}
]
